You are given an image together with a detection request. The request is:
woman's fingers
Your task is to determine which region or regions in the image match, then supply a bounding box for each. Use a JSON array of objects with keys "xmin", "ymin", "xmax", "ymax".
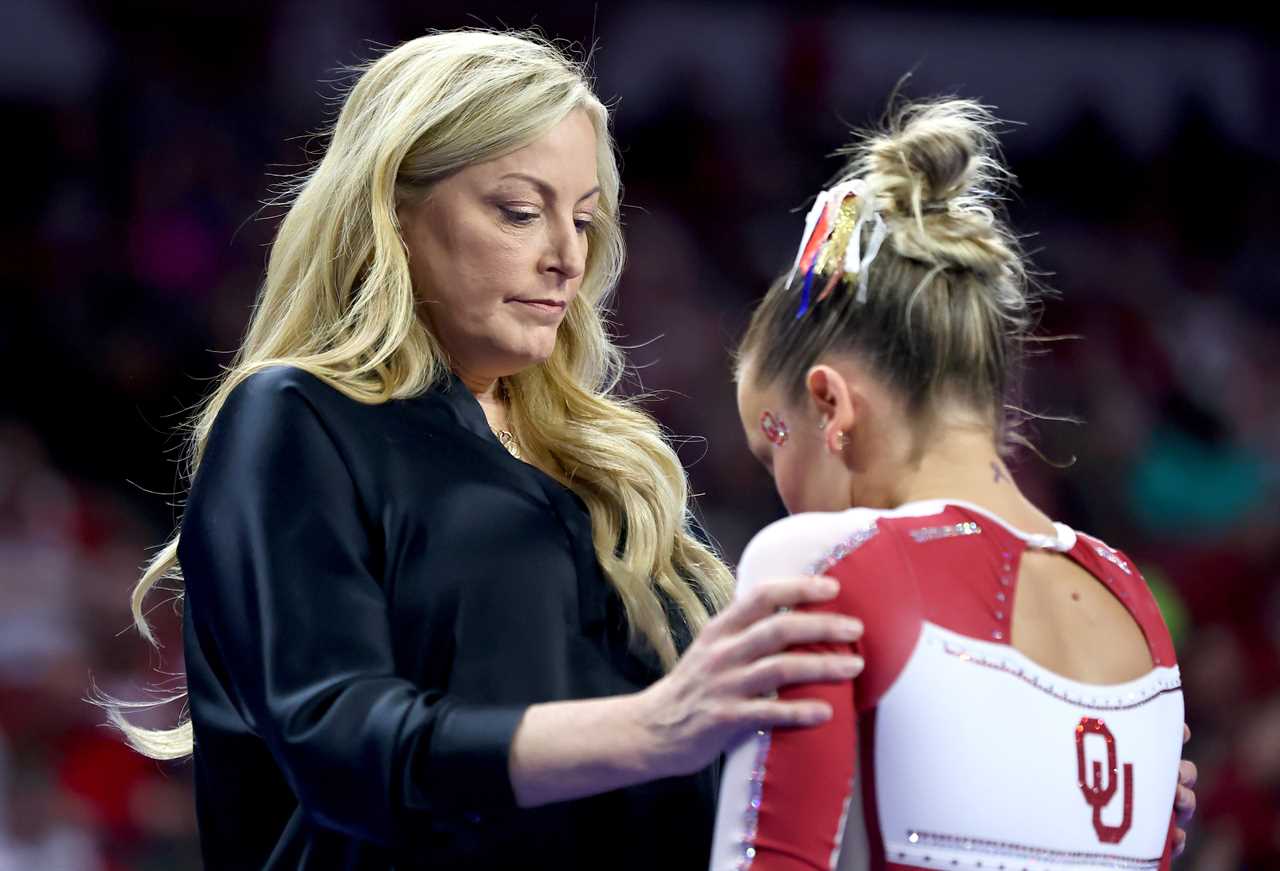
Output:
[
  {"xmin": 1175, "ymin": 785, "xmax": 1196, "ymax": 820},
  {"xmin": 1176, "ymin": 725, "xmax": 1197, "ymax": 830},
  {"xmin": 712, "ymin": 610, "xmax": 862, "ymax": 670},
  {"xmin": 703, "ymin": 576, "xmax": 840, "ymax": 641},
  {"xmin": 1175, "ymin": 783, "xmax": 1197, "ymax": 831},
  {"xmin": 1178, "ymin": 758, "xmax": 1198, "ymax": 790},
  {"xmin": 732, "ymin": 698, "xmax": 834, "ymax": 731},
  {"xmin": 643, "ymin": 573, "xmax": 860, "ymax": 776},
  {"xmin": 720, "ymin": 652, "xmax": 864, "ymax": 698}
]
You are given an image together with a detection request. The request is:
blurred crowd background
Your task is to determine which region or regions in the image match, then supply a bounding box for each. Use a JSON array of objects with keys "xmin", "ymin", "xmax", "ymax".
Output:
[{"xmin": 2, "ymin": 2, "xmax": 1276, "ymax": 869}]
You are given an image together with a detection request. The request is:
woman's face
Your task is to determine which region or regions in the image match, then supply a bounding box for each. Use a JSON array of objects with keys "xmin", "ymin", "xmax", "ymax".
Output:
[
  {"xmin": 398, "ymin": 108, "xmax": 601, "ymax": 383},
  {"xmin": 736, "ymin": 362, "xmax": 854, "ymax": 515}
]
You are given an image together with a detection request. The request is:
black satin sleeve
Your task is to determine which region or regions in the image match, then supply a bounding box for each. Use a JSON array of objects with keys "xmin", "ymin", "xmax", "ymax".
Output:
[{"xmin": 177, "ymin": 371, "xmax": 527, "ymax": 845}]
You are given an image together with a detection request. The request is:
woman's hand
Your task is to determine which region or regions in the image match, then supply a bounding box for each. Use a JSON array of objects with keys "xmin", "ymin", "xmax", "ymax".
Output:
[
  {"xmin": 634, "ymin": 574, "xmax": 863, "ymax": 779},
  {"xmin": 1173, "ymin": 723, "xmax": 1197, "ymax": 857},
  {"xmin": 506, "ymin": 575, "xmax": 860, "ymax": 808}
]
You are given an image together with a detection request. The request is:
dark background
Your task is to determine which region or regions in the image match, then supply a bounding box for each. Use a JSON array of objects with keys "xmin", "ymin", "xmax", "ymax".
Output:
[{"xmin": 1, "ymin": 2, "xmax": 1276, "ymax": 868}]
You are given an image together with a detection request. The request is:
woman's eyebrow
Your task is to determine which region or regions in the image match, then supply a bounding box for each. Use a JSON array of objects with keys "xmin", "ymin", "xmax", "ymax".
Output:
[{"xmin": 498, "ymin": 171, "xmax": 600, "ymax": 203}]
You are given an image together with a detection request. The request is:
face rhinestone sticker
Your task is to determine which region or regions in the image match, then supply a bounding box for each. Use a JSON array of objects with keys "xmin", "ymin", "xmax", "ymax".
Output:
[{"xmin": 760, "ymin": 410, "xmax": 790, "ymax": 447}]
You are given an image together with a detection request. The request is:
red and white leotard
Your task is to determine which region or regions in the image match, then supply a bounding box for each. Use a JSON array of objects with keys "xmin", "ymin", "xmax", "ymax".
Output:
[{"xmin": 710, "ymin": 500, "xmax": 1183, "ymax": 871}]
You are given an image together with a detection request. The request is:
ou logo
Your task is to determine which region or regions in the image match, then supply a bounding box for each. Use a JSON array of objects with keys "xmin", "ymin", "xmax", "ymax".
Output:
[{"xmin": 1075, "ymin": 718, "xmax": 1133, "ymax": 843}]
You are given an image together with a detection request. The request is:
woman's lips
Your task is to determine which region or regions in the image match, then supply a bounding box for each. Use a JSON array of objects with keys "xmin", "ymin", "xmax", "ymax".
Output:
[{"xmin": 511, "ymin": 298, "xmax": 567, "ymax": 318}]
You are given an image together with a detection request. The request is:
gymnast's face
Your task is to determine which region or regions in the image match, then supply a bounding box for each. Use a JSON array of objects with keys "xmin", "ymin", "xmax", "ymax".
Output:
[
  {"xmin": 397, "ymin": 108, "xmax": 601, "ymax": 383},
  {"xmin": 736, "ymin": 359, "xmax": 855, "ymax": 516}
]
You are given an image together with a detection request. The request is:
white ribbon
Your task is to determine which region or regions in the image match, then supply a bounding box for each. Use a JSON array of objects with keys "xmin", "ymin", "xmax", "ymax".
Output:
[
  {"xmin": 847, "ymin": 206, "xmax": 889, "ymax": 303},
  {"xmin": 785, "ymin": 178, "xmax": 888, "ymax": 303},
  {"xmin": 784, "ymin": 188, "xmax": 833, "ymax": 290}
]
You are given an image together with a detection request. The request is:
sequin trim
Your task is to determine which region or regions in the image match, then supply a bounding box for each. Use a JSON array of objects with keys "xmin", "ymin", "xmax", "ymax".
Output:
[
  {"xmin": 909, "ymin": 521, "xmax": 983, "ymax": 543},
  {"xmin": 1092, "ymin": 544, "xmax": 1133, "ymax": 575},
  {"xmin": 807, "ymin": 525, "xmax": 879, "ymax": 575},
  {"xmin": 898, "ymin": 829, "xmax": 1161, "ymax": 869},
  {"xmin": 939, "ymin": 637, "xmax": 1181, "ymax": 711},
  {"xmin": 737, "ymin": 729, "xmax": 772, "ymax": 870}
]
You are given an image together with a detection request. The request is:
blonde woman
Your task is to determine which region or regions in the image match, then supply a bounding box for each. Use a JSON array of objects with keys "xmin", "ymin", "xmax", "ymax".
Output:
[
  {"xmin": 714, "ymin": 100, "xmax": 1196, "ymax": 871},
  {"xmin": 104, "ymin": 30, "xmax": 869, "ymax": 869}
]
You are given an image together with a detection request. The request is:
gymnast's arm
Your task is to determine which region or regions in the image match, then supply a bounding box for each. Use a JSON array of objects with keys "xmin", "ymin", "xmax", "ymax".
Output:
[{"xmin": 708, "ymin": 516, "xmax": 872, "ymax": 871}]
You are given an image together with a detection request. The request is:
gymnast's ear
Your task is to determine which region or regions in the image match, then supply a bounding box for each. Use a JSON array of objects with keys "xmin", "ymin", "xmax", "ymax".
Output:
[{"xmin": 805, "ymin": 364, "xmax": 855, "ymax": 453}]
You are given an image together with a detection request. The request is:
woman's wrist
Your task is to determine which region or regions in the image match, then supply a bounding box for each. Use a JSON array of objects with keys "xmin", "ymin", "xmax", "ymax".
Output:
[{"xmin": 507, "ymin": 688, "xmax": 667, "ymax": 808}]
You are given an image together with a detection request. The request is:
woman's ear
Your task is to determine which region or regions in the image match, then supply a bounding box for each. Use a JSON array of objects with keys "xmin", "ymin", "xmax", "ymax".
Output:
[{"xmin": 806, "ymin": 364, "xmax": 856, "ymax": 455}]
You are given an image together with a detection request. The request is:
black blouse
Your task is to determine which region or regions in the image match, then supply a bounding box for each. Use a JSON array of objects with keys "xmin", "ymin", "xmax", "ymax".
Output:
[{"xmin": 179, "ymin": 365, "xmax": 718, "ymax": 869}]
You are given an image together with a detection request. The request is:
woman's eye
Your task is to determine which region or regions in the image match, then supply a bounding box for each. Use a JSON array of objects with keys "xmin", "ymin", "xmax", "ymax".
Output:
[
  {"xmin": 574, "ymin": 218, "xmax": 593, "ymax": 234},
  {"xmin": 500, "ymin": 207, "xmax": 538, "ymax": 225}
]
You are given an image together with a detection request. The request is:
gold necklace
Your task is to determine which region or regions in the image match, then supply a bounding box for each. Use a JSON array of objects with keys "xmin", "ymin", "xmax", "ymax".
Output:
[
  {"xmin": 489, "ymin": 378, "xmax": 521, "ymax": 458},
  {"xmin": 493, "ymin": 427, "xmax": 521, "ymax": 459}
]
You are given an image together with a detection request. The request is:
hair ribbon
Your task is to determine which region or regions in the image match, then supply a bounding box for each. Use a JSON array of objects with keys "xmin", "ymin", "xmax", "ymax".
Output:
[{"xmin": 785, "ymin": 178, "xmax": 889, "ymax": 316}]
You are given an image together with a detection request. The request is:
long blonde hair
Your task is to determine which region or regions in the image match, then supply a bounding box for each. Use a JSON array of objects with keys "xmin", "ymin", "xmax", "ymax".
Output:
[{"xmin": 107, "ymin": 29, "xmax": 734, "ymax": 760}]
